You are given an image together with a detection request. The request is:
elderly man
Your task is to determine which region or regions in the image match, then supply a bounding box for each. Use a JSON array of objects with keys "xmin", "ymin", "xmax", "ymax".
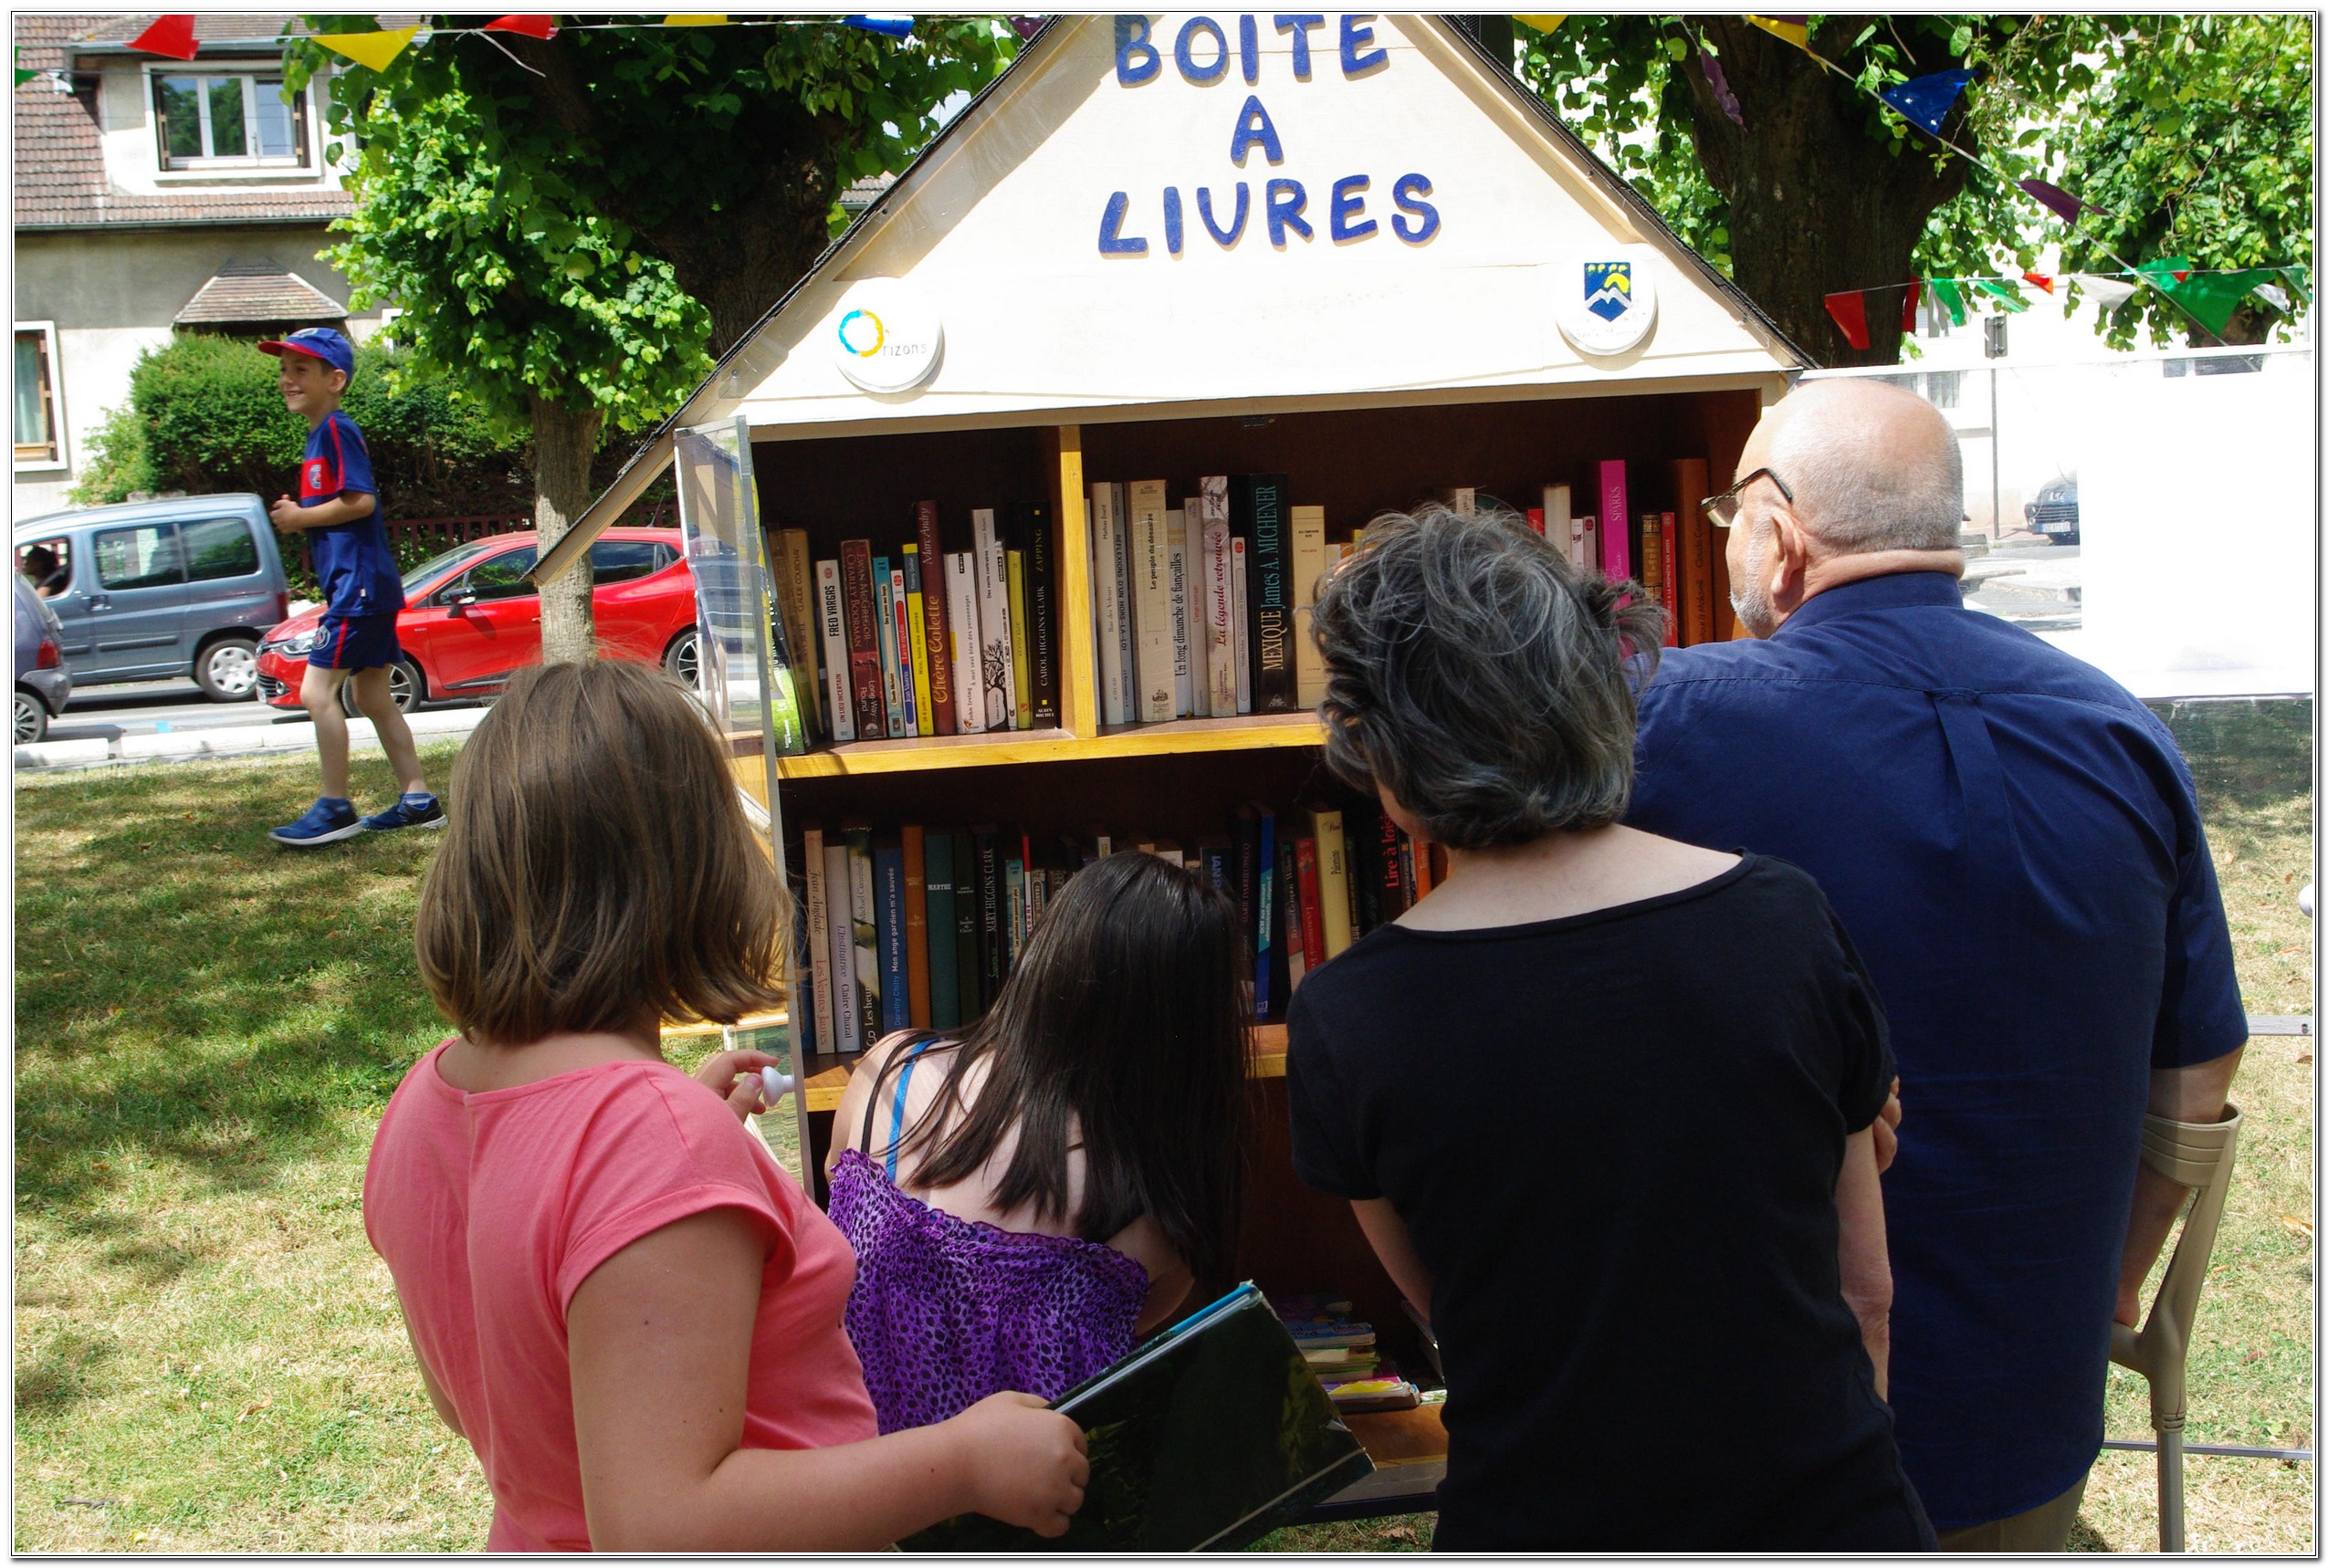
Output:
[{"xmin": 1627, "ymin": 379, "xmax": 2246, "ymax": 1551}]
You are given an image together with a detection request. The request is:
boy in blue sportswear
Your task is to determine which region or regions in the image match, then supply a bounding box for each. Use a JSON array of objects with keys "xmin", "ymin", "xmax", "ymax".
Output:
[{"xmin": 259, "ymin": 328, "xmax": 441, "ymax": 846}]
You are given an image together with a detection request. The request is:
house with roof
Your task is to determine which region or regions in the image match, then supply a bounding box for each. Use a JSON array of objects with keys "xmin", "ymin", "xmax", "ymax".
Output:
[{"xmin": 12, "ymin": 13, "xmax": 384, "ymax": 517}]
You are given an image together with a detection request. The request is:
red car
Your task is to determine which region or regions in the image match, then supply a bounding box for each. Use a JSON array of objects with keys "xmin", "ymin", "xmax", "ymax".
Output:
[{"xmin": 256, "ymin": 528, "xmax": 698, "ymax": 713}]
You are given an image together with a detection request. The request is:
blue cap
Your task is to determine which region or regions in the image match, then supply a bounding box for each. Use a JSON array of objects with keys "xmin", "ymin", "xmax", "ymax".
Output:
[{"xmin": 257, "ymin": 326, "xmax": 354, "ymax": 382}]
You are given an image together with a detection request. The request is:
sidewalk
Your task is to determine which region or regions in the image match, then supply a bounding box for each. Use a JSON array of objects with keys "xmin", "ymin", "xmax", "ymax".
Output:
[{"xmin": 15, "ymin": 706, "xmax": 486, "ymax": 773}]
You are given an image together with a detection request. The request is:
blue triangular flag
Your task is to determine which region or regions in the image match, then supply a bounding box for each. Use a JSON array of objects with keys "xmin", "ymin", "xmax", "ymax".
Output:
[
  {"xmin": 844, "ymin": 15, "xmax": 914, "ymax": 37},
  {"xmin": 1879, "ymin": 68, "xmax": 1972, "ymax": 134}
]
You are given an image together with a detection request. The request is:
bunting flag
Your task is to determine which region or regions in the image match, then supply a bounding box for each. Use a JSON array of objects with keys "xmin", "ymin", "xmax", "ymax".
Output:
[
  {"xmin": 1700, "ymin": 48, "xmax": 1746, "ymax": 128},
  {"xmin": 1878, "ymin": 68, "xmax": 1971, "ymax": 134},
  {"xmin": 2073, "ymin": 274, "xmax": 2137, "ymax": 311},
  {"xmin": 2021, "ymin": 271, "xmax": 2054, "ymax": 294},
  {"xmin": 661, "ymin": 15, "xmax": 729, "ymax": 25},
  {"xmin": 1009, "ymin": 16, "xmax": 1045, "ymax": 41},
  {"xmin": 1516, "ymin": 15, "xmax": 1568, "ymax": 31},
  {"xmin": 318, "ymin": 25, "xmax": 422, "ymax": 72},
  {"xmin": 2279, "ymin": 266, "xmax": 2311, "ymax": 305},
  {"xmin": 2254, "ymin": 282, "xmax": 2291, "ymax": 313},
  {"xmin": 486, "ymin": 16, "xmax": 558, "ymax": 40},
  {"xmin": 1972, "ymin": 278, "xmax": 2029, "ymax": 313},
  {"xmin": 2018, "ymin": 178, "xmax": 2084, "ymax": 226},
  {"xmin": 2135, "ymin": 257, "xmax": 2279, "ymax": 337},
  {"xmin": 1746, "ymin": 16, "xmax": 1811, "ymax": 50},
  {"xmin": 844, "ymin": 15, "xmax": 915, "ymax": 37},
  {"xmin": 1899, "ymin": 279, "xmax": 1922, "ymax": 331},
  {"xmin": 15, "ymin": 45, "xmax": 38, "ymax": 86},
  {"xmin": 129, "ymin": 14, "xmax": 199, "ymax": 60},
  {"xmin": 1931, "ymin": 277, "xmax": 1968, "ymax": 326},
  {"xmin": 1823, "ymin": 289, "xmax": 1872, "ymax": 350}
]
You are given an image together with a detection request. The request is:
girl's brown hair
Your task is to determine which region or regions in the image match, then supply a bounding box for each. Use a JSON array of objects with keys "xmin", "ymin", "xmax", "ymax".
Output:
[{"xmin": 415, "ymin": 659, "xmax": 788, "ymax": 1045}]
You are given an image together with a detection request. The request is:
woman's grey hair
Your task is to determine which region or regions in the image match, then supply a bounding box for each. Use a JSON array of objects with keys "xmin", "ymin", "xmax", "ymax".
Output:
[
  {"xmin": 1310, "ymin": 505, "xmax": 1665, "ymax": 851},
  {"xmin": 1767, "ymin": 379, "xmax": 1965, "ymax": 552}
]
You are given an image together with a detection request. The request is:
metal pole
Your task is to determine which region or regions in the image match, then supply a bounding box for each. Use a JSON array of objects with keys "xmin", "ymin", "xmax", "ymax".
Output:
[{"xmin": 2158, "ymin": 1427, "xmax": 2186, "ymax": 1552}]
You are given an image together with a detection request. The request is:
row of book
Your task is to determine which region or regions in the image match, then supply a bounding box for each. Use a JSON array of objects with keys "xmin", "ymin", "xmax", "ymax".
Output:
[
  {"xmin": 1271, "ymin": 1291, "xmax": 1423, "ymax": 1415},
  {"xmin": 763, "ymin": 502, "xmax": 1060, "ymax": 750},
  {"xmin": 793, "ymin": 795, "xmax": 1456, "ymax": 1058}
]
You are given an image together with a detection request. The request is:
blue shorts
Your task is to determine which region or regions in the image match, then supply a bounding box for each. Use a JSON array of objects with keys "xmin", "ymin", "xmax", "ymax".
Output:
[{"xmin": 309, "ymin": 612, "xmax": 402, "ymax": 671}]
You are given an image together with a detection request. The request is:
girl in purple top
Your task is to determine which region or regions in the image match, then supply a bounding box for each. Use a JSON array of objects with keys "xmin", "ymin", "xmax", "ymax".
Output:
[{"xmin": 825, "ymin": 852, "xmax": 1249, "ymax": 1433}]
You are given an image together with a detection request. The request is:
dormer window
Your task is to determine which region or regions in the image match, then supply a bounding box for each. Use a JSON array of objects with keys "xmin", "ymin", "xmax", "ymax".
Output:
[{"xmin": 152, "ymin": 70, "xmax": 309, "ymax": 170}]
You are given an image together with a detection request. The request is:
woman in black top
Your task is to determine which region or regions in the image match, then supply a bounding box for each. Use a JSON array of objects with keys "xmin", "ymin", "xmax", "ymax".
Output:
[{"xmin": 1287, "ymin": 507, "xmax": 1932, "ymax": 1552}]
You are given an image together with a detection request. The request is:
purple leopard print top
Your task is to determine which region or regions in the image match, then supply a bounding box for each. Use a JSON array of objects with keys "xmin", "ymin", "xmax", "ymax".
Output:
[{"xmin": 825, "ymin": 1039, "xmax": 1149, "ymax": 1434}]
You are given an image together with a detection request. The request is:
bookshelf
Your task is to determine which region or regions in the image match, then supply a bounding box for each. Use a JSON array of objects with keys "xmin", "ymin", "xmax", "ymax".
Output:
[{"xmin": 612, "ymin": 15, "xmax": 1806, "ymax": 1515}]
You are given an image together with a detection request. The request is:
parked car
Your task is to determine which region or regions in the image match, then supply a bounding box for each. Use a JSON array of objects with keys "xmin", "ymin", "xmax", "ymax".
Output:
[
  {"xmin": 255, "ymin": 528, "xmax": 697, "ymax": 715},
  {"xmin": 14, "ymin": 570, "xmax": 72, "ymax": 744},
  {"xmin": 14, "ymin": 495, "xmax": 290, "ymax": 702},
  {"xmin": 2024, "ymin": 475, "xmax": 2080, "ymax": 545}
]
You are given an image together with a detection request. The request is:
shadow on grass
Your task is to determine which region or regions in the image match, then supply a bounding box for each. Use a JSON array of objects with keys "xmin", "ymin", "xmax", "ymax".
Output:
[
  {"xmin": 15, "ymin": 747, "xmax": 463, "ymax": 1263},
  {"xmin": 15, "ymin": 1329, "xmax": 119, "ymax": 1417},
  {"xmin": 2149, "ymin": 696, "xmax": 2313, "ymax": 819}
]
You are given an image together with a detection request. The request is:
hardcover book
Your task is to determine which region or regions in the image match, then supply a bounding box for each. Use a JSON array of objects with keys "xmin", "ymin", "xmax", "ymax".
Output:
[
  {"xmin": 1229, "ymin": 537, "xmax": 1251, "ymax": 716},
  {"xmin": 1091, "ymin": 482, "xmax": 1127, "ymax": 726},
  {"xmin": 903, "ymin": 546, "xmax": 936, "ymax": 737},
  {"xmin": 1127, "ymin": 480, "xmax": 1176, "ymax": 723},
  {"xmin": 945, "ymin": 551, "xmax": 986, "ymax": 735},
  {"xmin": 802, "ymin": 824, "xmax": 835, "ymax": 1055},
  {"xmin": 1018, "ymin": 500, "xmax": 1060, "ymax": 727},
  {"xmin": 814, "ymin": 558, "xmax": 856, "ymax": 744},
  {"xmin": 972, "ymin": 509, "xmax": 1013, "ymax": 733},
  {"xmin": 902, "ymin": 824, "xmax": 931, "ymax": 1031},
  {"xmin": 1200, "ymin": 476, "xmax": 1235, "ymax": 718},
  {"xmin": 901, "ymin": 1283, "xmax": 1370, "ymax": 1553},
  {"xmin": 1598, "ymin": 460, "xmax": 1631, "ymax": 580},
  {"xmin": 1659, "ymin": 512, "xmax": 1681, "ymax": 646},
  {"xmin": 953, "ymin": 834, "xmax": 981, "ymax": 1024},
  {"xmin": 1280, "ymin": 836, "xmax": 1306, "ymax": 994},
  {"xmin": 1167, "ymin": 504, "xmax": 1196, "ymax": 717},
  {"xmin": 1541, "ymin": 486, "xmax": 1573, "ymax": 572},
  {"xmin": 1007, "ymin": 548, "xmax": 1034, "ymax": 730},
  {"xmin": 891, "ymin": 562, "xmax": 919, "ymax": 737},
  {"xmin": 872, "ymin": 557, "xmax": 905, "ymax": 739},
  {"xmin": 1232, "ymin": 474, "xmax": 1294, "ymax": 713},
  {"xmin": 772, "ymin": 528, "xmax": 822, "ymax": 739},
  {"xmin": 1294, "ymin": 837, "xmax": 1325, "ymax": 985},
  {"xmin": 1637, "ymin": 513, "xmax": 1664, "ymax": 623},
  {"xmin": 1289, "ymin": 504, "xmax": 1327, "ymax": 709},
  {"xmin": 1253, "ymin": 803, "xmax": 1276, "ymax": 1021},
  {"xmin": 823, "ymin": 840, "xmax": 858, "ymax": 1054},
  {"xmin": 836, "ymin": 540, "xmax": 886, "ymax": 743},
  {"xmin": 925, "ymin": 831, "xmax": 959, "ymax": 1030},
  {"xmin": 1308, "ymin": 809, "xmax": 1353, "ymax": 962},
  {"xmin": 1668, "ymin": 458, "xmax": 1714, "ymax": 646},
  {"xmin": 875, "ymin": 839, "xmax": 909, "ymax": 1034},
  {"xmin": 972, "ymin": 824, "xmax": 1004, "ymax": 1012},
  {"xmin": 844, "ymin": 823, "xmax": 881, "ymax": 1051},
  {"xmin": 914, "ymin": 500, "xmax": 957, "ymax": 734}
]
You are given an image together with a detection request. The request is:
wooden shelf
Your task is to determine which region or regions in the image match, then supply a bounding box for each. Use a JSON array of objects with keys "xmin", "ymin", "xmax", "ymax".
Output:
[
  {"xmin": 774, "ymin": 714, "xmax": 1324, "ymax": 779},
  {"xmin": 797, "ymin": 1023, "xmax": 1288, "ymax": 1113}
]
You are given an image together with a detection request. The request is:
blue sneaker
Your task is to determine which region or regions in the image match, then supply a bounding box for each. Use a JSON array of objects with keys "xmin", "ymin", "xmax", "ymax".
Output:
[
  {"xmin": 269, "ymin": 797, "xmax": 364, "ymax": 848},
  {"xmin": 363, "ymin": 793, "xmax": 446, "ymax": 833}
]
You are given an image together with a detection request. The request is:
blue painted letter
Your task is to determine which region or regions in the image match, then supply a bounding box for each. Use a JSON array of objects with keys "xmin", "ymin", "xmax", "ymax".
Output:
[
  {"xmin": 1115, "ymin": 15, "xmax": 1159, "ymax": 84},
  {"xmin": 1239, "ymin": 13, "xmax": 1260, "ymax": 82},
  {"xmin": 1274, "ymin": 14, "xmax": 1325, "ymax": 77},
  {"xmin": 1163, "ymin": 186, "xmax": 1185, "ymax": 256},
  {"xmin": 1198, "ymin": 183, "xmax": 1250, "ymax": 246},
  {"xmin": 1098, "ymin": 191, "xmax": 1148, "ymax": 255},
  {"xmin": 1330, "ymin": 173, "xmax": 1375, "ymax": 241},
  {"xmin": 1175, "ymin": 16, "xmax": 1229, "ymax": 82},
  {"xmin": 1266, "ymin": 178, "xmax": 1312, "ymax": 246},
  {"xmin": 1229, "ymin": 95, "xmax": 1284, "ymax": 166},
  {"xmin": 1340, "ymin": 14, "xmax": 1387, "ymax": 76},
  {"xmin": 1389, "ymin": 172, "xmax": 1438, "ymax": 244}
]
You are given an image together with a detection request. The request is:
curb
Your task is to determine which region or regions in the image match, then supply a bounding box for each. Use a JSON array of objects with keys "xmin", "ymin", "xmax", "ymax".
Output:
[{"xmin": 16, "ymin": 706, "xmax": 486, "ymax": 773}]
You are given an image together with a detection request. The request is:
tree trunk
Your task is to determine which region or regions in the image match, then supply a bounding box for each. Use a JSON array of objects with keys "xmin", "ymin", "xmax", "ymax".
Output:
[
  {"xmin": 531, "ymin": 393, "xmax": 603, "ymax": 665},
  {"xmin": 1676, "ymin": 17, "xmax": 1971, "ymax": 367}
]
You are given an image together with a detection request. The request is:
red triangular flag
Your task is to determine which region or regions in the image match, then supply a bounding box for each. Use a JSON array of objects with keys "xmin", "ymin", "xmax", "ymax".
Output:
[
  {"xmin": 1824, "ymin": 289, "xmax": 1872, "ymax": 351},
  {"xmin": 1901, "ymin": 279, "xmax": 1923, "ymax": 331},
  {"xmin": 2173, "ymin": 268, "xmax": 2192, "ymax": 283},
  {"xmin": 2022, "ymin": 270, "xmax": 2054, "ymax": 294},
  {"xmin": 486, "ymin": 15, "xmax": 558, "ymax": 39},
  {"xmin": 130, "ymin": 15, "xmax": 199, "ymax": 59}
]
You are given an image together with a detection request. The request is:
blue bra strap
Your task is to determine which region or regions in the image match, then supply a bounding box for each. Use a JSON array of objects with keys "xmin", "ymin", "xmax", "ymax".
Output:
[{"xmin": 884, "ymin": 1038, "xmax": 939, "ymax": 1184}]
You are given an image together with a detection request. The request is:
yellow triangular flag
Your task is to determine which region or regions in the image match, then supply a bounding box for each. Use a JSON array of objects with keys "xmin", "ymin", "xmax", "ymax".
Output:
[
  {"xmin": 317, "ymin": 25, "xmax": 419, "ymax": 72},
  {"xmin": 1746, "ymin": 15, "xmax": 1812, "ymax": 50},
  {"xmin": 1515, "ymin": 15, "xmax": 1568, "ymax": 32},
  {"xmin": 662, "ymin": 14, "xmax": 729, "ymax": 24}
]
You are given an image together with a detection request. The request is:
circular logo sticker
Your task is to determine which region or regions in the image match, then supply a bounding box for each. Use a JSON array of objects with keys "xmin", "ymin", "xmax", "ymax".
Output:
[
  {"xmin": 829, "ymin": 279, "xmax": 942, "ymax": 393},
  {"xmin": 1555, "ymin": 252, "xmax": 1659, "ymax": 357}
]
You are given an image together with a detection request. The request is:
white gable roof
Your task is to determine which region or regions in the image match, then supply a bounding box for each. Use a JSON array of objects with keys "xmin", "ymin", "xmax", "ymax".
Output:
[{"xmin": 724, "ymin": 14, "xmax": 1798, "ymax": 434}]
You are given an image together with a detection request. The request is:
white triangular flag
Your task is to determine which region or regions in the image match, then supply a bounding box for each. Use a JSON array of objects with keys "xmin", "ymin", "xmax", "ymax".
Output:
[
  {"xmin": 2254, "ymin": 282, "xmax": 2291, "ymax": 312},
  {"xmin": 2076, "ymin": 274, "xmax": 2138, "ymax": 311}
]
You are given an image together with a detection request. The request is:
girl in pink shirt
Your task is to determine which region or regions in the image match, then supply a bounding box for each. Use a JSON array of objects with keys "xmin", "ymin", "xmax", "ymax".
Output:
[{"xmin": 364, "ymin": 659, "xmax": 1085, "ymax": 1551}]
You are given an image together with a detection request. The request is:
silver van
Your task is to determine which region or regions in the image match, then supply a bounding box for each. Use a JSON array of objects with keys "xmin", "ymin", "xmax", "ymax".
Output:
[{"xmin": 14, "ymin": 495, "xmax": 289, "ymax": 701}]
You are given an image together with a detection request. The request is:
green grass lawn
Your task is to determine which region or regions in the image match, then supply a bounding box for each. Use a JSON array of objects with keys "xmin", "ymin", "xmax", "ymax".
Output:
[{"xmin": 15, "ymin": 701, "xmax": 2315, "ymax": 1552}]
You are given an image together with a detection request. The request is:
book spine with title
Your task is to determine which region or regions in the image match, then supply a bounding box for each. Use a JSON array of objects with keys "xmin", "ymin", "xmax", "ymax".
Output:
[
  {"xmin": 814, "ymin": 559, "xmax": 856, "ymax": 744},
  {"xmin": 902, "ymin": 824, "xmax": 931, "ymax": 1030},
  {"xmin": 1200, "ymin": 476, "xmax": 1234, "ymax": 718},
  {"xmin": 773, "ymin": 528, "xmax": 822, "ymax": 739},
  {"xmin": 1660, "ymin": 513, "xmax": 1681, "ymax": 646},
  {"xmin": 972, "ymin": 508, "xmax": 1013, "ymax": 732},
  {"xmin": 1230, "ymin": 536, "xmax": 1252, "ymax": 715},
  {"xmin": 1128, "ymin": 479, "xmax": 1175, "ymax": 722},
  {"xmin": 844, "ymin": 823, "xmax": 881, "ymax": 1051},
  {"xmin": 1310, "ymin": 808, "xmax": 1353, "ymax": 962},
  {"xmin": 1019, "ymin": 500, "xmax": 1060, "ymax": 727},
  {"xmin": 1234, "ymin": 473, "xmax": 1294, "ymax": 713},
  {"xmin": 1167, "ymin": 504, "xmax": 1196, "ymax": 716},
  {"xmin": 925, "ymin": 831, "xmax": 959, "ymax": 1030},
  {"xmin": 1290, "ymin": 504, "xmax": 1327, "ymax": 710},
  {"xmin": 837, "ymin": 540, "xmax": 886, "ymax": 741},
  {"xmin": 875, "ymin": 839, "xmax": 908, "ymax": 1034},
  {"xmin": 1006, "ymin": 547, "xmax": 1033, "ymax": 729},
  {"xmin": 822, "ymin": 840, "xmax": 857, "ymax": 1054},
  {"xmin": 1598, "ymin": 460, "xmax": 1631, "ymax": 580},
  {"xmin": 802, "ymin": 824, "xmax": 836, "ymax": 1054},
  {"xmin": 904, "ymin": 546, "xmax": 936, "ymax": 736},
  {"xmin": 1089, "ymin": 484, "xmax": 1128, "ymax": 726},
  {"xmin": 945, "ymin": 551, "xmax": 986, "ymax": 735},
  {"xmin": 872, "ymin": 558, "xmax": 905, "ymax": 738},
  {"xmin": 914, "ymin": 500, "xmax": 957, "ymax": 734}
]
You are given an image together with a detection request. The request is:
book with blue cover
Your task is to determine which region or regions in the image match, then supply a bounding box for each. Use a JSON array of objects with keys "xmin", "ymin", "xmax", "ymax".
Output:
[
  {"xmin": 874, "ymin": 839, "xmax": 908, "ymax": 1033},
  {"xmin": 902, "ymin": 1283, "xmax": 1370, "ymax": 1552}
]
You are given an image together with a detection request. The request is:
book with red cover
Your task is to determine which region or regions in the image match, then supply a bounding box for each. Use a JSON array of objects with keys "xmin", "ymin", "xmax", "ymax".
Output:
[
  {"xmin": 1294, "ymin": 836, "xmax": 1325, "ymax": 979},
  {"xmin": 838, "ymin": 539, "xmax": 886, "ymax": 740},
  {"xmin": 914, "ymin": 501, "xmax": 957, "ymax": 734}
]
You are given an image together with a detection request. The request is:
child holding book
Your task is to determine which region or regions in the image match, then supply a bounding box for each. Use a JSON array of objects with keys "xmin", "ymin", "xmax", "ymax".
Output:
[
  {"xmin": 825, "ymin": 851, "xmax": 1249, "ymax": 1433},
  {"xmin": 364, "ymin": 660, "xmax": 1086, "ymax": 1550}
]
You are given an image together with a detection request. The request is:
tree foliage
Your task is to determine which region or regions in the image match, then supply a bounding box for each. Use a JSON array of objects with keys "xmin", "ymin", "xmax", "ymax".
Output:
[{"xmin": 1515, "ymin": 15, "xmax": 2312, "ymax": 361}]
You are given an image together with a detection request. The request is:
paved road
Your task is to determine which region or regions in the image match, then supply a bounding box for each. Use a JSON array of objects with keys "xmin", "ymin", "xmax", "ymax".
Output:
[{"xmin": 47, "ymin": 679, "xmax": 478, "ymax": 747}]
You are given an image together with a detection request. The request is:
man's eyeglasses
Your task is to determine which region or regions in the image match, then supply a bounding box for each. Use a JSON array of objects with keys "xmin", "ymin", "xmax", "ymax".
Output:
[{"xmin": 1700, "ymin": 468, "xmax": 1793, "ymax": 529}]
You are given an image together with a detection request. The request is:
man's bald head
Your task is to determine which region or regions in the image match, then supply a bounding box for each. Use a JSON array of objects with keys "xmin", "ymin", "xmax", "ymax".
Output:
[{"xmin": 1756, "ymin": 379, "xmax": 1964, "ymax": 554}]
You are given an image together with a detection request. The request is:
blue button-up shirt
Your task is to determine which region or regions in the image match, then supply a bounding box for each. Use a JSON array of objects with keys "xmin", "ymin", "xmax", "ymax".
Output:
[{"xmin": 1627, "ymin": 570, "xmax": 2245, "ymax": 1530}]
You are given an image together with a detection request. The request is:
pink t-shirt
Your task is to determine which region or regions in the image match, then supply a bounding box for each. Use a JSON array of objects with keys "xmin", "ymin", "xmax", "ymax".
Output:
[{"xmin": 364, "ymin": 1041, "xmax": 879, "ymax": 1552}]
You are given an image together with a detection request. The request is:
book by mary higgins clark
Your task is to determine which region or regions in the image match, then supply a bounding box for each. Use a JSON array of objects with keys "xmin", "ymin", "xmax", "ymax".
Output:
[{"xmin": 902, "ymin": 1283, "xmax": 1369, "ymax": 1552}]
